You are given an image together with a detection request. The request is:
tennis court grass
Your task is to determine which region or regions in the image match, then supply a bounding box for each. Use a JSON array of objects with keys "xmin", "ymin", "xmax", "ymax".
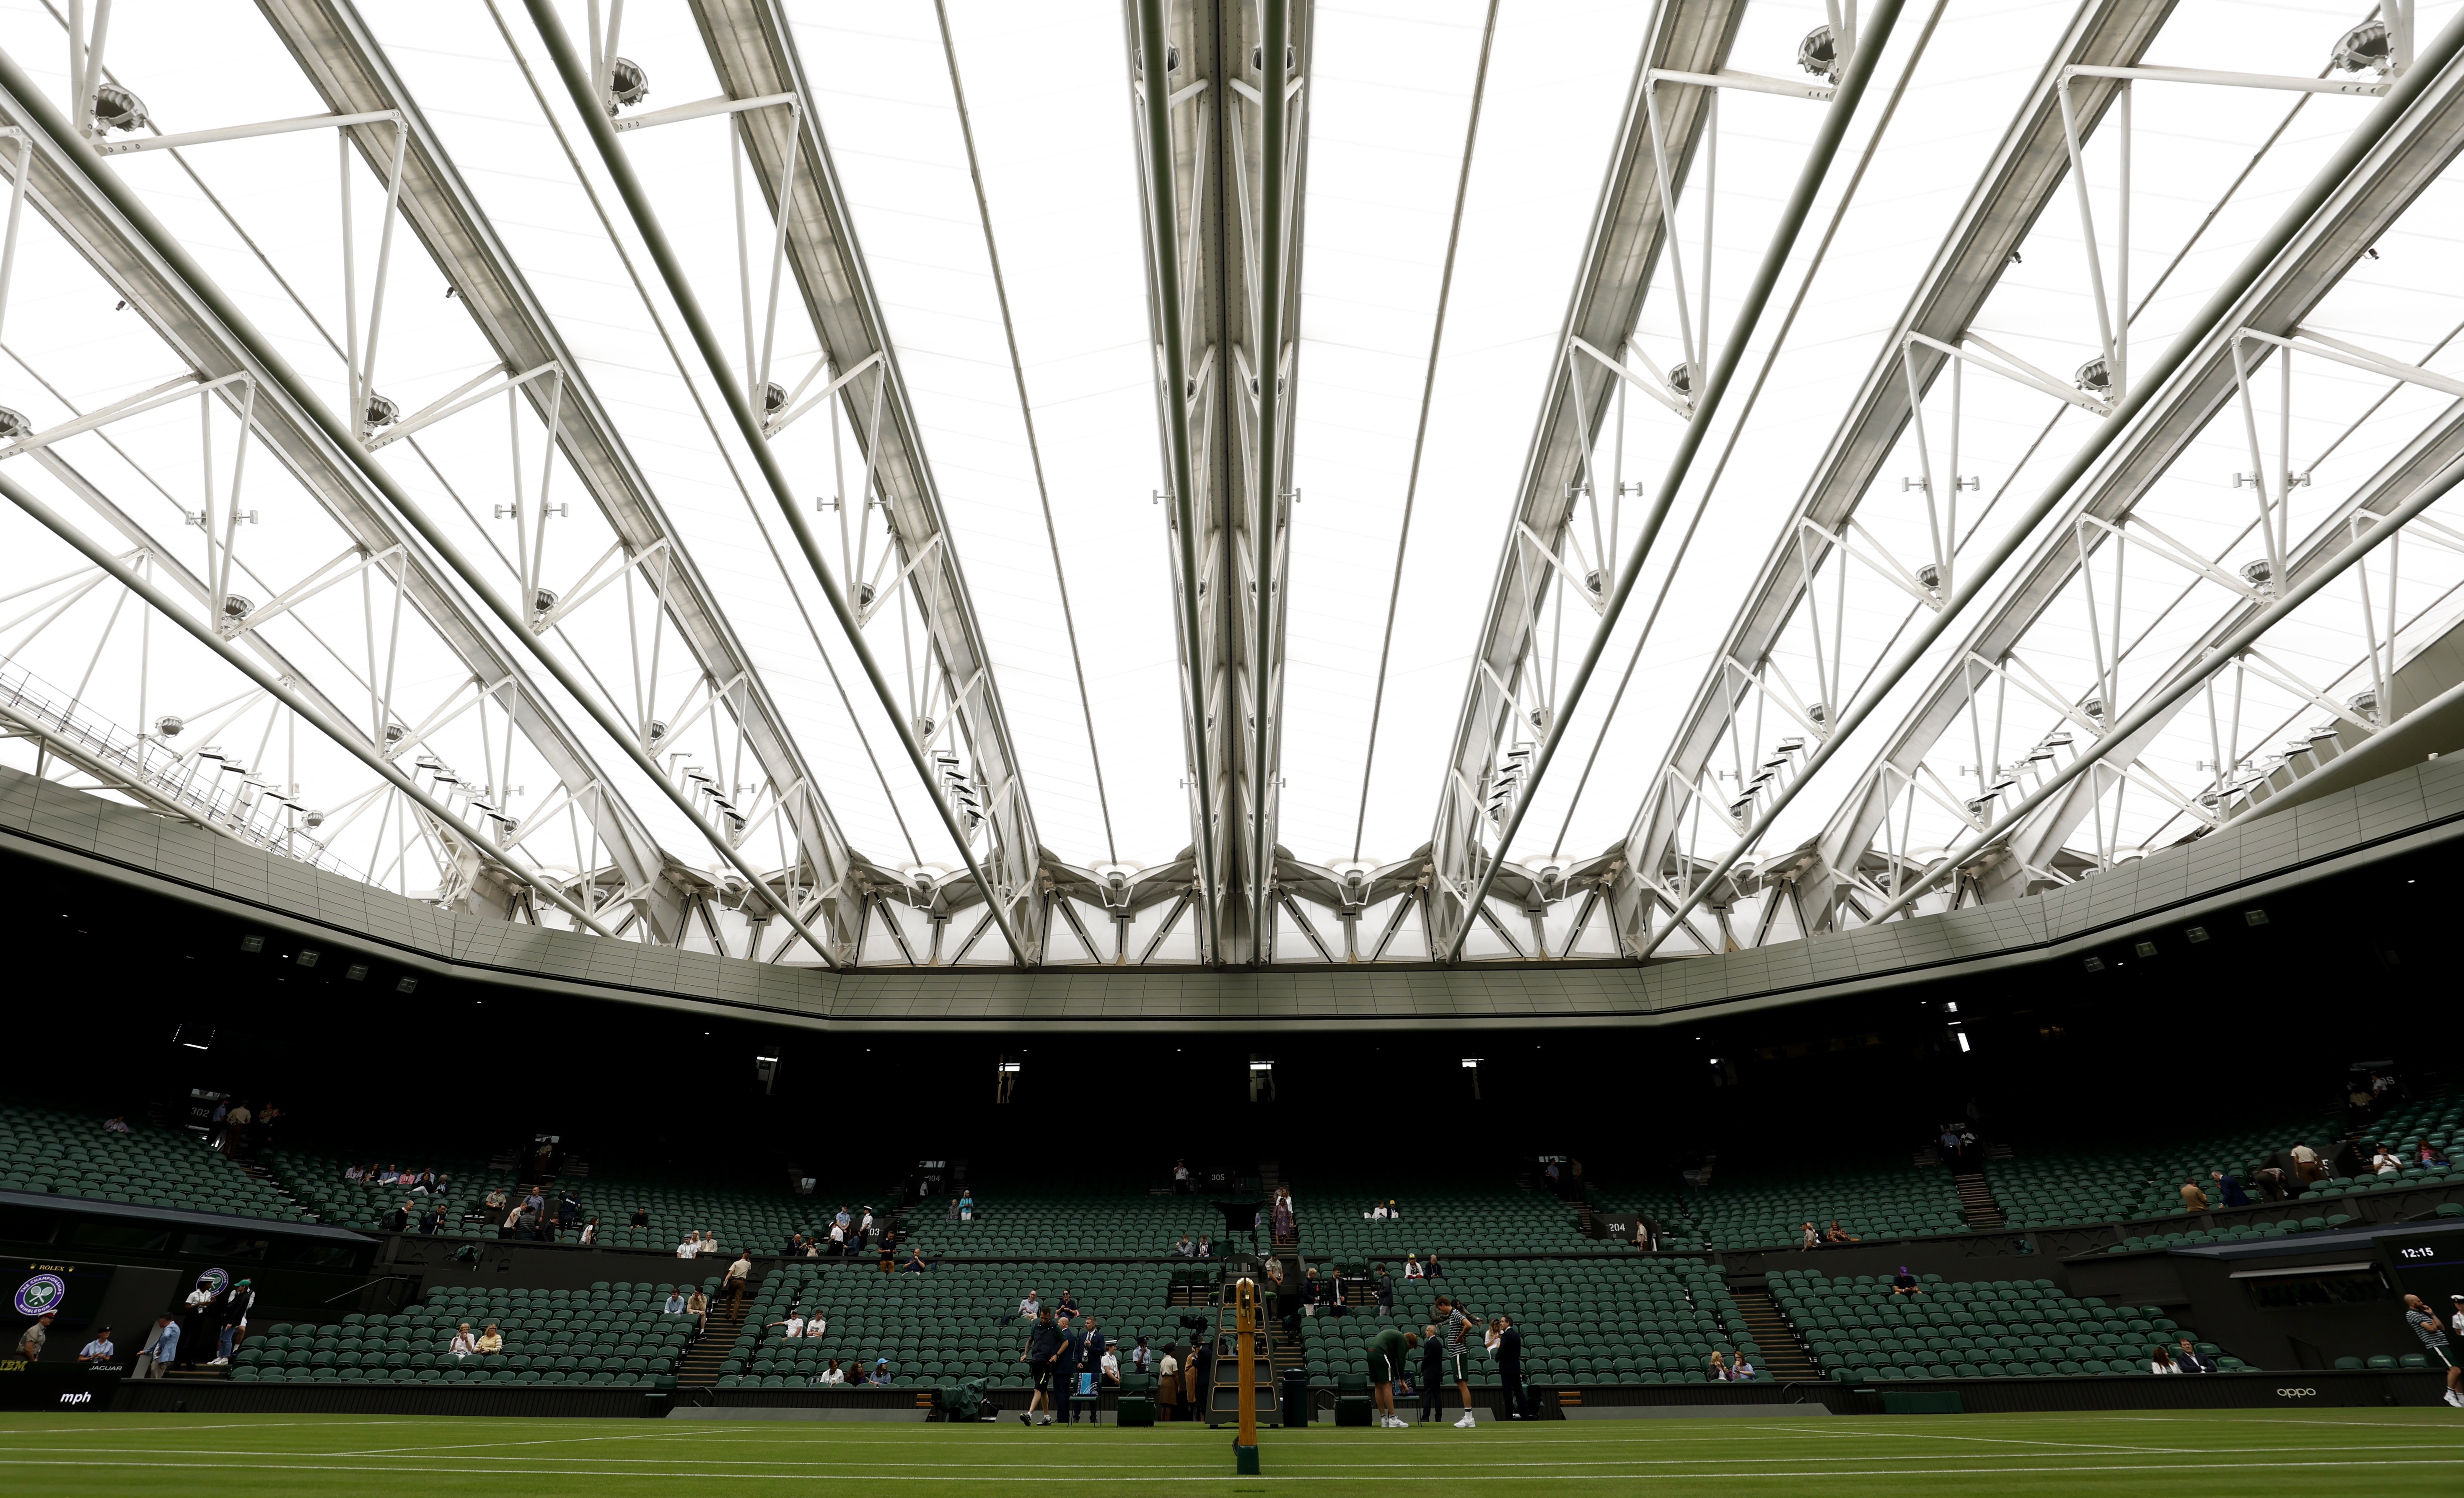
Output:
[{"xmin": 0, "ymin": 1409, "xmax": 2458, "ymax": 1495}]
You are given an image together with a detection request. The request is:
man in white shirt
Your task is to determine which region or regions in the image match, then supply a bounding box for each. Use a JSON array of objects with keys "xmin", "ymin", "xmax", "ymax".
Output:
[
  {"xmin": 676, "ymin": 1235, "xmax": 700, "ymax": 1259},
  {"xmin": 1019, "ymin": 1290, "xmax": 1042, "ymax": 1321},
  {"xmin": 76, "ymin": 1329, "xmax": 115, "ymax": 1363}
]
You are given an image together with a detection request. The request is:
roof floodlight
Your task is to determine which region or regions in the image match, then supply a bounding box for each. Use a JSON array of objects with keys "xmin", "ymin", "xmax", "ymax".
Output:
[
  {"xmin": 2345, "ymin": 688, "xmax": 2379, "ymax": 722},
  {"xmin": 532, "ymin": 586, "xmax": 557, "ymax": 616},
  {"xmin": 1136, "ymin": 44, "xmax": 1181, "ymax": 75},
  {"xmin": 2238, "ymin": 558, "xmax": 2275, "ymax": 591},
  {"xmin": 220, "ymin": 593, "xmax": 254, "ymax": 620},
  {"xmin": 1915, "ymin": 561, "xmax": 1942, "ymax": 592},
  {"xmin": 91, "ymin": 85, "xmax": 148, "ymax": 133},
  {"xmin": 761, "ymin": 380, "xmax": 789, "ymax": 416},
  {"xmin": 2332, "ymin": 21, "xmax": 2394, "ymax": 75},
  {"xmin": 363, "ymin": 393, "xmax": 399, "ymax": 430},
  {"xmin": 1797, "ymin": 26, "xmax": 1840, "ymax": 83},
  {"xmin": 1667, "ymin": 363, "xmax": 1694, "ymax": 397},
  {"xmin": 302, "ymin": 810, "xmax": 325, "ymax": 828},
  {"xmin": 0, "ymin": 406, "xmax": 31, "ymax": 441},
  {"xmin": 2080, "ymin": 696, "xmax": 2104, "ymax": 721},
  {"xmin": 606, "ymin": 57, "xmax": 650, "ymax": 112},
  {"xmin": 1806, "ymin": 701, "xmax": 1828, "ymax": 727},
  {"xmin": 383, "ymin": 723, "xmax": 405, "ymax": 745},
  {"xmin": 914, "ymin": 714, "xmax": 936, "ymax": 740},
  {"xmin": 2074, "ymin": 356, "xmax": 2112, "ymax": 397},
  {"xmin": 1252, "ymin": 43, "xmax": 1296, "ymax": 73}
]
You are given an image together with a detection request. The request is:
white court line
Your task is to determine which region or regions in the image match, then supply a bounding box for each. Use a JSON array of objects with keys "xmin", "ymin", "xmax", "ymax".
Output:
[
  {"xmin": 1755, "ymin": 1422, "xmax": 2183, "ymax": 1454},
  {"xmin": 329, "ymin": 1424, "xmax": 771, "ymax": 1458},
  {"xmin": 0, "ymin": 1455, "xmax": 2460, "ymax": 1482},
  {"xmin": 0, "ymin": 1419, "xmax": 419, "ymax": 1436}
]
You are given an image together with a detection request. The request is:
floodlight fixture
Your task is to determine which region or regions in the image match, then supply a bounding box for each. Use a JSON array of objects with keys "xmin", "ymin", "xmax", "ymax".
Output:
[
  {"xmin": 91, "ymin": 85, "xmax": 148, "ymax": 133},
  {"xmin": 606, "ymin": 57, "xmax": 650, "ymax": 111},
  {"xmin": 1797, "ymin": 26, "xmax": 1840, "ymax": 82}
]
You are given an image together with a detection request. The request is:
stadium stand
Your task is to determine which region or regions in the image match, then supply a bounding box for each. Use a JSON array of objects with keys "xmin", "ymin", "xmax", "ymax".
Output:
[
  {"xmin": 896, "ymin": 1176, "xmax": 1220, "ymax": 1257},
  {"xmin": 1769, "ymin": 1270, "xmax": 2245, "ymax": 1380},
  {"xmin": 720, "ymin": 1261, "xmax": 1177, "ymax": 1388},
  {"xmin": 235, "ymin": 1281, "xmax": 689, "ymax": 1386},
  {"xmin": 0, "ymin": 1102, "xmax": 304, "ymax": 1221},
  {"xmin": 1283, "ymin": 1178, "xmax": 1605, "ymax": 1257},
  {"xmin": 261, "ymin": 1147, "xmax": 510, "ymax": 1236},
  {"xmin": 1298, "ymin": 1258, "xmax": 1757, "ymax": 1387},
  {"xmin": 1676, "ymin": 1157, "xmax": 1970, "ymax": 1250}
]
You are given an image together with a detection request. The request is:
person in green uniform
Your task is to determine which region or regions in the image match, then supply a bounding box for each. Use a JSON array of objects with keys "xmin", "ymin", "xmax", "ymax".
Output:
[{"xmin": 1366, "ymin": 1324, "xmax": 1419, "ymax": 1428}]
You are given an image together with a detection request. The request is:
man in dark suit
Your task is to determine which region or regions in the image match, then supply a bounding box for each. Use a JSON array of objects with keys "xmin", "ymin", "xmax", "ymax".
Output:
[
  {"xmin": 1052, "ymin": 1315, "xmax": 1086, "ymax": 1423},
  {"xmin": 1494, "ymin": 1315, "xmax": 1528, "ymax": 1418},
  {"xmin": 2173, "ymin": 1337, "xmax": 2217, "ymax": 1373}
]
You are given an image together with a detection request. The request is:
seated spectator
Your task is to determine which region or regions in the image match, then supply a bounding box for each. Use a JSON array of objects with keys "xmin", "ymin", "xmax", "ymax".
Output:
[
  {"xmin": 819, "ymin": 1358, "xmax": 846, "ymax": 1385},
  {"xmin": 685, "ymin": 1290, "xmax": 709, "ymax": 1332},
  {"xmin": 664, "ymin": 1290, "xmax": 687, "ymax": 1316},
  {"xmin": 1824, "ymin": 1220, "xmax": 1857, "ymax": 1244},
  {"xmin": 772, "ymin": 1311, "xmax": 806, "ymax": 1340},
  {"xmin": 1057, "ymin": 1290, "xmax": 1079, "ymax": 1319},
  {"xmin": 2178, "ymin": 1178, "xmax": 2210, "ymax": 1211},
  {"xmin": 1890, "ymin": 1266, "xmax": 1922, "ymax": 1296},
  {"xmin": 2372, "ymin": 1145, "xmax": 2402, "ymax": 1177},
  {"xmin": 1423, "ymin": 1252, "xmax": 1446, "ymax": 1279},
  {"xmin": 1366, "ymin": 1201, "xmax": 1387, "ymax": 1220},
  {"xmin": 946, "ymin": 1196, "xmax": 961, "ymax": 1221},
  {"xmin": 416, "ymin": 1204, "xmax": 443, "ymax": 1236},
  {"xmin": 103, "ymin": 1116, "xmax": 130, "ymax": 1135},
  {"xmin": 2149, "ymin": 1346, "xmax": 2181, "ymax": 1374},
  {"xmin": 868, "ymin": 1358, "xmax": 892, "ymax": 1386},
  {"xmin": 901, "ymin": 1247, "xmax": 930, "ymax": 1274},
  {"xmin": 579, "ymin": 1217, "xmax": 599, "ymax": 1246},
  {"xmin": 1019, "ymin": 1290, "xmax": 1042, "ymax": 1321},
  {"xmin": 1733, "ymin": 1353, "xmax": 1757, "ymax": 1382},
  {"xmin": 344, "ymin": 1163, "xmax": 367, "ymax": 1183},
  {"xmin": 449, "ymin": 1323, "xmax": 478, "ymax": 1359},
  {"xmin": 1799, "ymin": 1221, "xmax": 1819, "ymax": 1251},
  {"xmin": 377, "ymin": 1164, "xmax": 401, "ymax": 1186},
  {"xmin": 1385, "ymin": 1199, "xmax": 1402, "ymax": 1219},
  {"xmin": 1196, "ymin": 1236, "xmax": 1214, "ymax": 1260},
  {"xmin": 381, "ymin": 1201, "xmax": 411, "ymax": 1233},
  {"xmin": 1403, "ymin": 1254, "xmax": 1425, "ymax": 1280},
  {"xmin": 476, "ymin": 1323, "xmax": 503, "ymax": 1355},
  {"xmin": 2174, "ymin": 1337, "xmax": 2215, "ymax": 1373},
  {"xmin": 2421, "ymin": 1142, "xmax": 2451, "ymax": 1168},
  {"xmin": 1707, "ymin": 1350, "xmax": 1730, "ymax": 1381},
  {"xmin": 76, "ymin": 1328, "xmax": 114, "ymax": 1363},
  {"xmin": 676, "ymin": 1233, "xmax": 702, "ymax": 1259},
  {"xmin": 2211, "ymin": 1171, "xmax": 2251, "ymax": 1209},
  {"xmin": 1172, "ymin": 1236, "xmax": 1196, "ymax": 1258}
]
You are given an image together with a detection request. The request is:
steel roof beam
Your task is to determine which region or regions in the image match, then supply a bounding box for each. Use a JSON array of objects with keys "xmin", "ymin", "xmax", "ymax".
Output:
[
  {"xmin": 251, "ymin": 0, "xmax": 866, "ymax": 961},
  {"xmin": 0, "ymin": 53, "xmax": 692, "ymax": 942},
  {"xmin": 1615, "ymin": 0, "xmax": 2176, "ymax": 936},
  {"xmin": 1793, "ymin": 16, "xmax": 2464, "ymax": 929},
  {"xmin": 522, "ymin": 0, "xmax": 1034, "ymax": 966},
  {"xmin": 678, "ymin": 0, "xmax": 1044, "ymax": 961}
]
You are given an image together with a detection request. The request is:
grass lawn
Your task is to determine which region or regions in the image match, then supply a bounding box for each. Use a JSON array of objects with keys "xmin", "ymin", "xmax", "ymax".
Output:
[{"xmin": 0, "ymin": 1408, "xmax": 2458, "ymax": 1495}]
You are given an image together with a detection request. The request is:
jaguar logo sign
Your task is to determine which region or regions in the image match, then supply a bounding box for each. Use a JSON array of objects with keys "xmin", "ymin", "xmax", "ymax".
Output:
[
  {"xmin": 2275, "ymin": 1387, "xmax": 2318, "ymax": 1398},
  {"xmin": 12, "ymin": 1273, "xmax": 66, "ymax": 1318}
]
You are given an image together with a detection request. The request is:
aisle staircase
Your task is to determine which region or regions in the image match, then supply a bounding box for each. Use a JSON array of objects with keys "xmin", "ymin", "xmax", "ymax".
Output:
[
  {"xmin": 1954, "ymin": 1170, "xmax": 2006, "ymax": 1231},
  {"xmin": 674, "ymin": 1275, "xmax": 757, "ymax": 1388},
  {"xmin": 233, "ymin": 1158, "xmax": 316, "ymax": 1223},
  {"xmin": 1730, "ymin": 1289, "xmax": 1821, "ymax": 1384}
]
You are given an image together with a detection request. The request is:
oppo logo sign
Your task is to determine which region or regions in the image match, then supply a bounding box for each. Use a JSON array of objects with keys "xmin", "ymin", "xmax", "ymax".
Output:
[
  {"xmin": 57, "ymin": 1392, "xmax": 91, "ymax": 1406},
  {"xmin": 2275, "ymin": 1387, "xmax": 2318, "ymax": 1399}
]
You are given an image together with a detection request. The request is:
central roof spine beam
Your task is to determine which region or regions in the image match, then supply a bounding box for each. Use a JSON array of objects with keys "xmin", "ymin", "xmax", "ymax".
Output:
[
  {"xmin": 1122, "ymin": 0, "xmax": 1314, "ymax": 966},
  {"xmin": 1640, "ymin": 6, "xmax": 2464, "ymax": 955},
  {"xmin": 1615, "ymin": 0, "xmax": 2176, "ymax": 945},
  {"xmin": 523, "ymin": 0, "xmax": 1036, "ymax": 965},
  {"xmin": 254, "ymin": 0, "xmax": 867, "ymax": 962},
  {"xmin": 0, "ymin": 52, "xmax": 694, "ymax": 943}
]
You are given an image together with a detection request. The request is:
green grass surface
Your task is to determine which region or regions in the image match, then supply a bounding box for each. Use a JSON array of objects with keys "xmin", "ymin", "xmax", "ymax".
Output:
[{"xmin": 0, "ymin": 1410, "xmax": 2458, "ymax": 1493}]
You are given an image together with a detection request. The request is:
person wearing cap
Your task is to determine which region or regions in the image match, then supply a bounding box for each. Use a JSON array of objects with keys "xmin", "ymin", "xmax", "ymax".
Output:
[
  {"xmin": 212, "ymin": 1279, "xmax": 255, "ymax": 1365},
  {"xmin": 866, "ymin": 1357, "xmax": 893, "ymax": 1386},
  {"xmin": 2401, "ymin": 1293, "xmax": 2463, "ymax": 1407},
  {"xmin": 75, "ymin": 1327, "xmax": 114, "ymax": 1363}
]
